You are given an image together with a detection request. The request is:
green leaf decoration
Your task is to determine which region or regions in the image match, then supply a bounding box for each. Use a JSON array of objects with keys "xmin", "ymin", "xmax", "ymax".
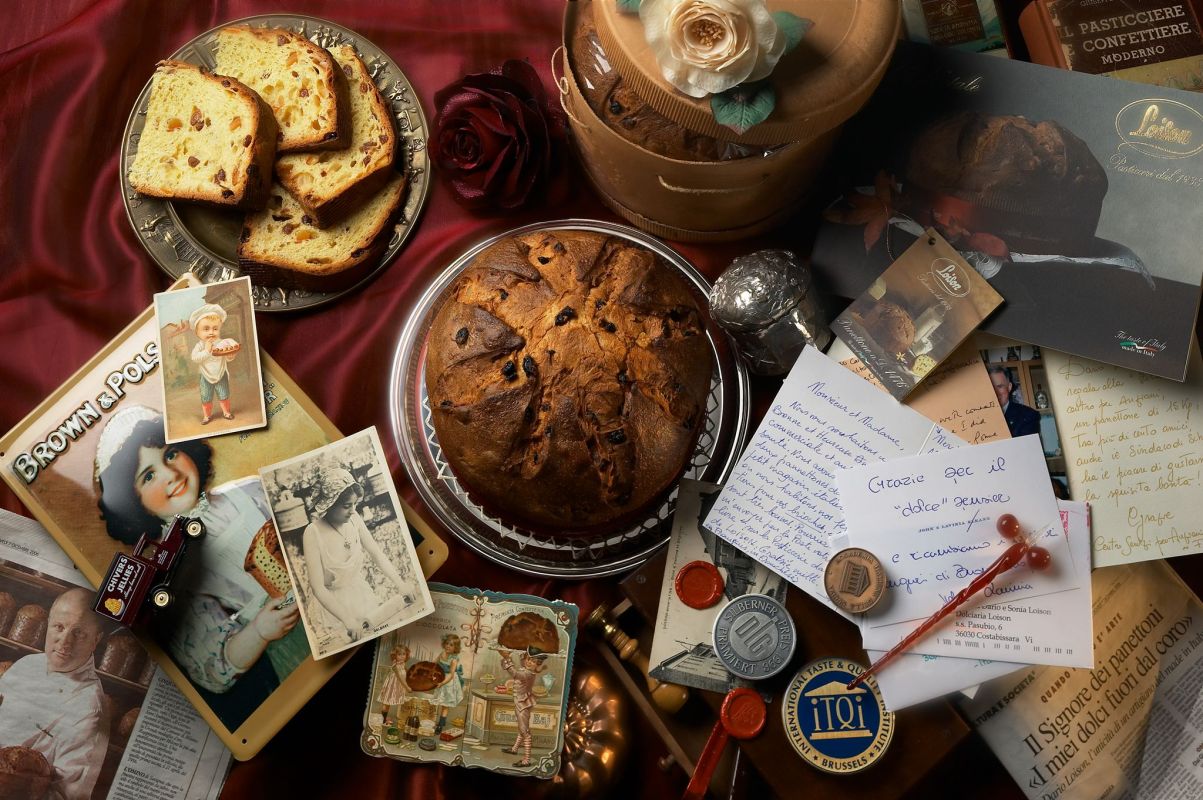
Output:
[
  {"xmin": 711, "ymin": 80, "xmax": 776, "ymax": 134},
  {"xmin": 617, "ymin": 0, "xmax": 641, "ymax": 13},
  {"xmin": 772, "ymin": 11, "xmax": 814, "ymax": 54}
]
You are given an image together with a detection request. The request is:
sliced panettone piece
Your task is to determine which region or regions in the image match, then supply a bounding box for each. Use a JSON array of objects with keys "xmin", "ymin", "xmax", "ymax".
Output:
[
  {"xmin": 214, "ymin": 26, "xmax": 349, "ymax": 153},
  {"xmin": 238, "ymin": 174, "xmax": 406, "ymax": 291},
  {"xmin": 275, "ymin": 44, "xmax": 396, "ymax": 227},
  {"xmin": 128, "ymin": 60, "xmax": 276, "ymax": 209}
]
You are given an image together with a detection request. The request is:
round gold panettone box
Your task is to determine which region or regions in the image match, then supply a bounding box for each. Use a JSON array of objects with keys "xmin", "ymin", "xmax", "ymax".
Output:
[{"xmin": 560, "ymin": 0, "xmax": 900, "ymax": 242}]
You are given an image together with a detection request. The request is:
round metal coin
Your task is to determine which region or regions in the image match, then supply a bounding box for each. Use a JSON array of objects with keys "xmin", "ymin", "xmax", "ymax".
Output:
[
  {"xmin": 823, "ymin": 548, "xmax": 886, "ymax": 614},
  {"xmin": 781, "ymin": 657, "xmax": 894, "ymax": 774},
  {"xmin": 712, "ymin": 593, "xmax": 796, "ymax": 680},
  {"xmin": 675, "ymin": 560, "xmax": 725, "ymax": 609}
]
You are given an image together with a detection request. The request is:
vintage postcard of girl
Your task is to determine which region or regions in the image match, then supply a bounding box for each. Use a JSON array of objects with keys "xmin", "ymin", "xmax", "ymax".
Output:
[{"xmin": 259, "ymin": 428, "xmax": 435, "ymax": 659}]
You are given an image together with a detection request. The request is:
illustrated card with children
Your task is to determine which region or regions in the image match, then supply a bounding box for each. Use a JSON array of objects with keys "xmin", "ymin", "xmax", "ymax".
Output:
[
  {"xmin": 153, "ymin": 276, "xmax": 267, "ymax": 443},
  {"xmin": 361, "ymin": 584, "xmax": 578, "ymax": 779}
]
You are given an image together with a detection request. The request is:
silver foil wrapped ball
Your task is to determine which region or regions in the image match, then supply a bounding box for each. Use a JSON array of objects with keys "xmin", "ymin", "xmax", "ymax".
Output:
[{"xmin": 709, "ymin": 250, "xmax": 831, "ymax": 375}]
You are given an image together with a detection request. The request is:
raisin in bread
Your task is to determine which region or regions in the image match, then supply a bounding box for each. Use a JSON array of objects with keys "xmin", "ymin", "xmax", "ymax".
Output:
[
  {"xmin": 214, "ymin": 27, "xmax": 349, "ymax": 153},
  {"xmin": 128, "ymin": 61, "xmax": 276, "ymax": 209},
  {"xmin": 276, "ymin": 44, "xmax": 396, "ymax": 227},
  {"xmin": 238, "ymin": 174, "xmax": 406, "ymax": 291},
  {"xmin": 425, "ymin": 230, "xmax": 711, "ymax": 534}
]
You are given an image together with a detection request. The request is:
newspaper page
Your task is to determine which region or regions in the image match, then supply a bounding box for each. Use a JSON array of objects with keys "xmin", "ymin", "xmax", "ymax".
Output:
[
  {"xmin": 960, "ymin": 560, "xmax": 1203, "ymax": 800},
  {"xmin": 0, "ymin": 508, "xmax": 230, "ymax": 800}
]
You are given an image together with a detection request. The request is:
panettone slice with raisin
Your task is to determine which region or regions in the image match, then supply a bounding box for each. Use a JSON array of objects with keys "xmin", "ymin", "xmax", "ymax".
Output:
[
  {"xmin": 214, "ymin": 27, "xmax": 349, "ymax": 153},
  {"xmin": 238, "ymin": 174, "xmax": 405, "ymax": 291},
  {"xmin": 275, "ymin": 44, "xmax": 396, "ymax": 227},
  {"xmin": 128, "ymin": 61, "xmax": 277, "ymax": 210}
]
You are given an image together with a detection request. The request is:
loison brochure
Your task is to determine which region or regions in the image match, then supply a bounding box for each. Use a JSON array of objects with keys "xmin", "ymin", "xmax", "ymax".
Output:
[{"xmin": 812, "ymin": 41, "xmax": 1203, "ymax": 382}]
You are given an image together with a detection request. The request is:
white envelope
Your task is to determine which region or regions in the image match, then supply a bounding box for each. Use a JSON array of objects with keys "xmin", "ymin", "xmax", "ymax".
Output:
[{"xmin": 865, "ymin": 501, "xmax": 1094, "ymax": 710}]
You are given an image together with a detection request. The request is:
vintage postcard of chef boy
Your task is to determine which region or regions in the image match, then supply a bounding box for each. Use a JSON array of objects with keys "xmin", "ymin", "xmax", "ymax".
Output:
[{"xmin": 153, "ymin": 275, "xmax": 267, "ymax": 443}]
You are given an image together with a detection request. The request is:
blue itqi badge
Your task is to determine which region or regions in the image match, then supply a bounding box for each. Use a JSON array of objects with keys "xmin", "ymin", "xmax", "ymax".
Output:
[{"xmin": 781, "ymin": 658, "xmax": 894, "ymax": 774}]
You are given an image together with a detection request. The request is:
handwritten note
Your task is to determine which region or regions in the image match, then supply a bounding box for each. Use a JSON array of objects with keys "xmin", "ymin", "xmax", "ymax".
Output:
[
  {"xmin": 703, "ymin": 347, "xmax": 960, "ymax": 617},
  {"xmin": 1045, "ymin": 342, "xmax": 1203, "ymax": 567},
  {"xmin": 838, "ymin": 435, "xmax": 1071, "ymax": 644},
  {"xmin": 859, "ymin": 500, "xmax": 1093, "ymax": 711},
  {"xmin": 829, "ymin": 339, "xmax": 1010, "ymax": 445}
]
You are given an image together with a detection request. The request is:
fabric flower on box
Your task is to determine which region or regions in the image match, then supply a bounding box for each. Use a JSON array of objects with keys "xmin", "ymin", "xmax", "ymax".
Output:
[
  {"xmin": 433, "ymin": 60, "xmax": 558, "ymax": 210},
  {"xmin": 640, "ymin": 0, "xmax": 786, "ymax": 98},
  {"xmin": 622, "ymin": 0, "xmax": 812, "ymax": 133}
]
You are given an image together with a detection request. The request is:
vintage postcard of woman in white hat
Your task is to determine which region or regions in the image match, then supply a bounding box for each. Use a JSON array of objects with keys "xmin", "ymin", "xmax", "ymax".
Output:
[
  {"xmin": 153, "ymin": 276, "xmax": 267, "ymax": 443},
  {"xmin": 259, "ymin": 428, "xmax": 435, "ymax": 659}
]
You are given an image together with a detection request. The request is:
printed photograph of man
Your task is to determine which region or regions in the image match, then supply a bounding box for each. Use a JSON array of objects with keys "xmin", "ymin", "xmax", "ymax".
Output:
[
  {"xmin": 988, "ymin": 365, "xmax": 1040, "ymax": 438},
  {"xmin": 0, "ymin": 588, "xmax": 109, "ymax": 800}
]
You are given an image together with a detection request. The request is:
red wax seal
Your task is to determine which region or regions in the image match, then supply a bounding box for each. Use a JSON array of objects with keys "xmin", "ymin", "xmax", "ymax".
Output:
[
  {"xmin": 720, "ymin": 687, "xmax": 767, "ymax": 739},
  {"xmin": 674, "ymin": 561, "xmax": 724, "ymax": 609}
]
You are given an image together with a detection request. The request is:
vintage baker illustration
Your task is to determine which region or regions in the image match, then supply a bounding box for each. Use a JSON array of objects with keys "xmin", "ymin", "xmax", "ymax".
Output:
[{"xmin": 153, "ymin": 276, "xmax": 268, "ymax": 443}]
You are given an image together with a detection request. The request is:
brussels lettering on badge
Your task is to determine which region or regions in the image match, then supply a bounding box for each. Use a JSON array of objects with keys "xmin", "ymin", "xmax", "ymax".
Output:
[{"xmin": 10, "ymin": 341, "xmax": 159, "ymax": 485}]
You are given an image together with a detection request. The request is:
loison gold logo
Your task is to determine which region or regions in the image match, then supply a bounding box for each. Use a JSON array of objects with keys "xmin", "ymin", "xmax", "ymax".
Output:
[
  {"xmin": 1116, "ymin": 100, "xmax": 1203, "ymax": 159},
  {"xmin": 929, "ymin": 258, "xmax": 970, "ymax": 298}
]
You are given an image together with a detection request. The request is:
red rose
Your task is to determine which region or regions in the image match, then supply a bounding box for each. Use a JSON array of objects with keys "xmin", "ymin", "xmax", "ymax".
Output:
[{"xmin": 433, "ymin": 59, "xmax": 557, "ymax": 210}]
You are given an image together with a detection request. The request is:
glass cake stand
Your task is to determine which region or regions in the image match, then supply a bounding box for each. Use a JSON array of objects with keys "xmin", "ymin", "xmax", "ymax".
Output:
[{"xmin": 388, "ymin": 219, "xmax": 750, "ymax": 578}]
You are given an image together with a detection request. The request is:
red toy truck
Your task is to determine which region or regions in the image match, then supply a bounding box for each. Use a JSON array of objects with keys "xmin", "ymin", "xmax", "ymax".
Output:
[{"xmin": 93, "ymin": 516, "xmax": 205, "ymax": 627}]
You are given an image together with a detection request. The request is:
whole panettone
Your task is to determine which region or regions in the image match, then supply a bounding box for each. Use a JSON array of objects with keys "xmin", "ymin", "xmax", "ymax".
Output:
[
  {"xmin": 406, "ymin": 661, "xmax": 446, "ymax": 693},
  {"xmin": 0, "ymin": 593, "xmax": 17, "ymax": 636},
  {"xmin": 98, "ymin": 634, "xmax": 143, "ymax": 678},
  {"xmin": 498, "ymin": 612, "xmax": 560, "ymax": 656},
  {"xmin": 0, "ymin": 746, "xmax": 51, "ymax": 800},
  {"xmin": 858, "ymin": 301, "xmax": 915, "ymax": 355},
  {"xmin": 571, "ymin": 1, "xmax": 751, "ymax": 162},
  {"xmin": 8, "ymin": 605, "xmax": 46, "ymax": 647},
  {"xmin": 118, "ymin": 707, "xmax": 141, "ymax": 739},
  {"xmin": 425, "ymin": 229, "xmax": 711, "ymax": 533},
  {"xmin": 905, "ymin": 112, "xmax": 1107, "ymax": 246}
]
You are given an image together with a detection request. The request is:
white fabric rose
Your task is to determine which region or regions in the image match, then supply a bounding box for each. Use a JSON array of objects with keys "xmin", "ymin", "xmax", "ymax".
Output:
[{"xmin": 640, "ymin": 0, "xmax": 785, "ymax": 98}]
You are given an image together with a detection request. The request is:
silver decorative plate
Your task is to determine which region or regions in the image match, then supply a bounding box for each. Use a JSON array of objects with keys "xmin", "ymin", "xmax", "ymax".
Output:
[
  {"xmin": 119, "ymin": 14, "xmax": 430, "ymax": 311},
  {"xmin": 389, "ymin": 220, "xmax": 751, "ymax": 579}
]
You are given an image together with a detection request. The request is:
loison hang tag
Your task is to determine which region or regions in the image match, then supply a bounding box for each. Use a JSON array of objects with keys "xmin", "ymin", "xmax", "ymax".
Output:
[{"xmin": 831, "ymin": 229, "xmax": 1003, "ymax": 401}]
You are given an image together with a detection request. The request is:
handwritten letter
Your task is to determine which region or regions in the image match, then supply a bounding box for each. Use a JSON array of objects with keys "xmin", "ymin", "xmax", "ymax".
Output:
[
  {"xmin": 1045, "ymin": 342, "xmax": 1203, "ymax": 567},
  {"xmin": 703, "ymin": 347, "xmax": 958, "ymax": 616}
]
